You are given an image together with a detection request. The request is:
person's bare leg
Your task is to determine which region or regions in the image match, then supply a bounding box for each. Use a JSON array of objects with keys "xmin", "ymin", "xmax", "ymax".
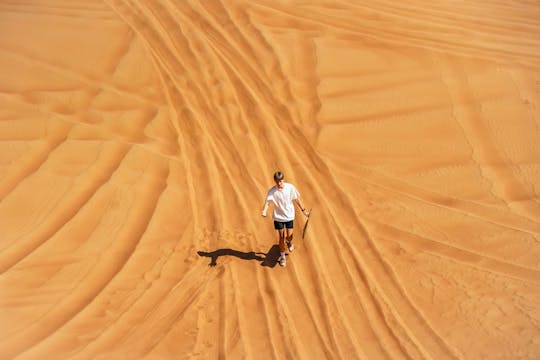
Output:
[
  {"xmin": 277, "ymin": 229, "xmax": 286, "ymax": 253},
  {"xmin": 286, "ymin": 227, "xmax": 294, "ymax": 252},
  {"xmin": 277, "ymin": 229, "xmax": 287, "ymax": 266}
]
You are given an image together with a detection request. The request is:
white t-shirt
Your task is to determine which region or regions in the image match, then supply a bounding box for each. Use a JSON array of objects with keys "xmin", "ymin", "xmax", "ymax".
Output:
[{"xmin": 266, "ymin": 182, "xmax": 300, "ymax": 222}]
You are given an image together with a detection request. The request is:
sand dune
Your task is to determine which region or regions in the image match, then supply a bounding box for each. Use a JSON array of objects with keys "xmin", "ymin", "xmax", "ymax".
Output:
[{"xmin": 1, "ymin": 0, "xmax": 539, "ymax": 358}]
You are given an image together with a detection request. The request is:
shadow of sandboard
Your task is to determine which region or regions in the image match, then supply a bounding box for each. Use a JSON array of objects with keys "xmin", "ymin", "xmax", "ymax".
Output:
[{"xmin": 261, "ymin": 244, "xmax": 281, "ymax": 268}]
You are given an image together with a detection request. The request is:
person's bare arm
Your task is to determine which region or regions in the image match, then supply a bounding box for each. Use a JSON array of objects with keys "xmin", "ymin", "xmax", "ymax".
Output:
[
  {"xmin": 261, "ymin": 201, "xmax": 270, "ymax": 217},
  {"xmin": 294, "ymin": 198, "xmax": 308, "ymax": 217}
]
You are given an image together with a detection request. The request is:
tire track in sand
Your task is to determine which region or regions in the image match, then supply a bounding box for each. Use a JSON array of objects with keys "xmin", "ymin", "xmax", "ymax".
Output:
[
  {"xmin": 181, "ymin": 3, "xmax": 357, "ymax": 356},
  {"xmin": 174, "ymin": 1, "xmax": 448, "ymax": 357},
  {"xmin": 146, "ymin": 1, "xmax": 342, "ymax": 354},
  {"xmin": 145, "ymin": 3, "xmax": 299, "ymax": 355},
  {"xmin": 103, "ymin": 2, "xmax": 289, "ymax": 358}
]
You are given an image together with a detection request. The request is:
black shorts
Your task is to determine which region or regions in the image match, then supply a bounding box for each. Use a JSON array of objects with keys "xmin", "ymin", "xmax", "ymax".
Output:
[{"xmin": 274, "ymin": 220, "xmax": 294, "ymax": 230}]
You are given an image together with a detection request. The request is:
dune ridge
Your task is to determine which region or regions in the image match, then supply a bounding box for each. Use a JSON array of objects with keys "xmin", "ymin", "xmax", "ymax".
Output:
[{"xmin": 1, "ymin": 0, "xmax": 539, "ymax": 359}]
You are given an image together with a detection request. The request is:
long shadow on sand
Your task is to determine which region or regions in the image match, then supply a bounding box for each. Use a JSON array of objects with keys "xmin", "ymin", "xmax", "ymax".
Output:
[{"xmin": 197, "ymin": 245, "xmax": 281, "ymax": 268}]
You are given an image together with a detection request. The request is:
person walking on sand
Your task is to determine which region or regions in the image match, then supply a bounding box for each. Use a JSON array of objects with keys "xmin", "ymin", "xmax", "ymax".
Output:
[{"xmin": 261, "ymin": 171, "xmax": 309, "ymax": 267}]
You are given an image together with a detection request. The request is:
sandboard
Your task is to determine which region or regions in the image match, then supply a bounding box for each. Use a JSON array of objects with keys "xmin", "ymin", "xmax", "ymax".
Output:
[{"xmin": 302, "ymin": 208, "xmax": 312, "ymax": 240}]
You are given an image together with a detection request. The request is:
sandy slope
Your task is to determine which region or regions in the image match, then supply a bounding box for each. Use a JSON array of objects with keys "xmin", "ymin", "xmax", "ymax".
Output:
[{"xmin": 0, "ymin": 0, "xmax": 539, "ymax": 358}]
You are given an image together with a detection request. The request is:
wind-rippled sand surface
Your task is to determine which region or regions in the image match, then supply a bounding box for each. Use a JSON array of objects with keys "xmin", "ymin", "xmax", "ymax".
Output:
[{"xmin": 1, "ymin": 1, "xmax": 540, "ymax": 358}]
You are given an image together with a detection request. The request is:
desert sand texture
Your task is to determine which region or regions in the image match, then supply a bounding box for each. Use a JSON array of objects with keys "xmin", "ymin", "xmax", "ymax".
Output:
[{"xmin": 1, "ymin": 0, "xmax": 540, "ymax": 359}]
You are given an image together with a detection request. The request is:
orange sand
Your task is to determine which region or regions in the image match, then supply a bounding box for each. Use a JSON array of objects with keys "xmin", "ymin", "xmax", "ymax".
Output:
[{"xmin": 1, "ymin": 1, "xmax": 540, "ymax": 359}]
